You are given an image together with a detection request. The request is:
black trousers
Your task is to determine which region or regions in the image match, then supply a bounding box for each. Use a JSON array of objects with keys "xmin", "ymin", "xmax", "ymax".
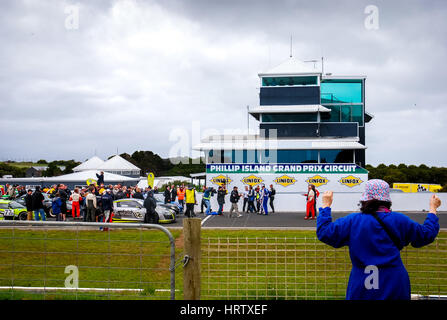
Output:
[
  {"xmin": 185, "ymin": 203, "xmax": 195, "ymax": 218},
  {"xmin": 201, "ymin": 199, "xmax": 205, "ymax": 213},
  {"xmin": 269, "ymin": 197, "xmax": 275, "ymax": 213},
  {"xmin": 243, "ymin": 198, "xmax": 248, "ymax": 212},
  {"xmin": 247, "ymin": 201, "xmax": 255, "ymax": 213},
  {"xmin": 144, "ymin": 211, "xmax": 158, "ymax": 224}
]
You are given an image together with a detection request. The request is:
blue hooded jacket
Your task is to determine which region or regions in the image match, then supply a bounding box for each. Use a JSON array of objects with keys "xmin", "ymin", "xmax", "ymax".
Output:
[
  {"xmin": 51, "ymin": 197, "xmax": 62, "ymax": 215},
  {"xmin": 317, "ymin": 207, "xmax": 439, "ymax": 300}
]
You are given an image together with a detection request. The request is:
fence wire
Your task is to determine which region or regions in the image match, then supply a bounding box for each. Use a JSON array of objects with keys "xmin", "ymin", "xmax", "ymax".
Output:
[
  {"xmin": 0, "ymin": 221, "xmax": 177, "ymax": 300},
  {"xmin": 201, "ymin": 235, "xmax": 447, "ymax": 300}
]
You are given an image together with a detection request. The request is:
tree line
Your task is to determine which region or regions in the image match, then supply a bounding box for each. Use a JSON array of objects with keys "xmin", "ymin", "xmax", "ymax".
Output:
[
  {"xmin": 366, "ymin": 164, "xmax": 447, "ymax": 191},
  {"xmin": 2, "ymin": 155, "xmax": 447, "ymax": 192},
  {"xmin": 0, "ymin": 151, "xmax": 206, "ymax": 178}
]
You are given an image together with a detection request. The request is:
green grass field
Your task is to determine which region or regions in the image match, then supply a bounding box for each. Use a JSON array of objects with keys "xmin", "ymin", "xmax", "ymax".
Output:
[
  {"xmin": 0, "ymin": 228, "xmax": 445, "ymax": 300},
  {"xmin": 202, "ymin": 230, "xmax": 447, "ymax": 300},
  {"xmin": 0, "ymin": 228, "xmax": 184, "ymax": 300},
  {"xmin": 1, "ymin": 162, "xmax": 46, "ymax": 169}
]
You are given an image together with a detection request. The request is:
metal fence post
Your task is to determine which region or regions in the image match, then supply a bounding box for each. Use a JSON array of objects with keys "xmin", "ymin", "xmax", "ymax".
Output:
[{"xmin": 183, "ymin": 218, "xmax": 201, "ymax": 300}]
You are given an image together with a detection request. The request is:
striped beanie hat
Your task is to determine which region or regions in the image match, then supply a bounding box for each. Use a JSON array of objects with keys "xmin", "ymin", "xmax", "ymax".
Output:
[{"xmin": 360, "ymin": 179, "xmax": 392, "ymax": 202}]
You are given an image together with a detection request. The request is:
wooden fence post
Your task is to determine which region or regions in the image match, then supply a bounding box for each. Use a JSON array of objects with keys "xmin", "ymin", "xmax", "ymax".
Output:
[{"xmin": 183, "ymin": 217, "xmax": 201, "ymax": 300}]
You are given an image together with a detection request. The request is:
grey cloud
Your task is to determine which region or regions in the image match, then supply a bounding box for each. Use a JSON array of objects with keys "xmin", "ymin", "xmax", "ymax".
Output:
[{"xmin": 0, "ymin": 0, "xmax": 446, "ymax": 166}]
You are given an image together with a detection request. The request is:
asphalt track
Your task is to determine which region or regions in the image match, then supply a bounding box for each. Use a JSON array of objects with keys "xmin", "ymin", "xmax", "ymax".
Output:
[
  {"xmin": 172, "ymin": 211, "xmax": 447, "ymax": 229},
  {"xmin": 6, "ymin": 211, "xmax": 446, "ymax": 230}
]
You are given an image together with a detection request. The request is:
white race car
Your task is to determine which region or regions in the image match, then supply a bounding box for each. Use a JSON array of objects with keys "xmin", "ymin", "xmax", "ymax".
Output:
[{"xmin": 112, "ymin": 198, "xmax": 176, "ymax": 224}]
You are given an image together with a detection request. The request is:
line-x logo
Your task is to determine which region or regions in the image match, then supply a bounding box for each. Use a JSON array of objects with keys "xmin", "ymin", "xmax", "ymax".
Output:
[
  {"xmin": 274, "ymin": 175, "xmax": 296, "ymax": 187},
  {"xmin": 305, "ymin": 175, "xmax": 329, "ymax": 187},
  {"xmin": 210, "ymin": 175, "xmax": 232, "ymax": 187},
  {"xmin": 339, "ymin": 175, "xmax": 363, "ymax": 188},
  {"xmin": 241, "ymin": 175, "xmax": 263, "ymax": 187}
]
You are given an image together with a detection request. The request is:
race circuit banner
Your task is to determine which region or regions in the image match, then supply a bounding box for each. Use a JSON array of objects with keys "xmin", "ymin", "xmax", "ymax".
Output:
[
  {"xmin": 206, "ymin": 164, "xmax": 368, "ymax": 192},
  {"xmin": 207, "ymin": 163, "xmax": 368, "ymax": 174}
]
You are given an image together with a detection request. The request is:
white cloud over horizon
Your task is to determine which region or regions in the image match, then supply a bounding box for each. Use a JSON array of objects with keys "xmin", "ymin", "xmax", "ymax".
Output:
[{"xmin": 0, "ymin": 0, "xmax": 446, "ymax": 166}]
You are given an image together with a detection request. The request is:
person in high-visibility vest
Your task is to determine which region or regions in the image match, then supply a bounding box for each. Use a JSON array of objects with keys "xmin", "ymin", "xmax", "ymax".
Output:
[
  {"xmin": 177, "ymin": 185, "xmax": 186, "ymax": 214},
  {"xmin": 255, "ymin": 186, "xmax": 261, "ymax": 214},
  {"xmin": 185, "ymin": 185, "xmax": 197, "ymax": 218},
  {"xmin": 203, "ymin": 187, "xmax": 216, "ymax": 215}
]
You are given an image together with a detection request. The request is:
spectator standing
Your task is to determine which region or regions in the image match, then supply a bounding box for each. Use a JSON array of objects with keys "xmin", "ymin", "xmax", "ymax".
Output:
[
  {"xmin": 70, "ymin": 188, "xmax": 82, "ymax": 219},
  {"xmin": 269, "ymin": 184, "xmax": 276, "ymax": 213},
  {"xmin": 58, "ymin": 184, "xmax": 68, "ymax": 221},
  {"xmin": 122, "ymin": 186, "xmax": 130, "ymax": 198},
  {"xmin": 143, "ymin": 191, "xmax": 158, "ymax": 224},
  {"xmin": 85, "ymin": 187, "xmax": 97, "ymax": 222},
  {"xmin": 52, "ymin": 192, "xmax": 63, "ymax": 221},
  {"xmin": 177, "ymin": 185, "xmax": 186, "ymax": 214},
  {"xmin": 261, "ymin": 184, "xmax": 270, "ymax": 215},
  {"xmin": 247, "ymin": 186, "xmax": 256, "ymax": 213},
  {"xmin": 242, "ymin": 186, "xmax": 249, "ymax": 213},
  {"xmin": 229, "ymin": 186, "xmax": 242, "ymax": 218},
  {"xmin": 164, "ymin": 186, "xmax": 171, "ymax": 204},
  {"xmin": 185, "ymin": 185, "xmax": 197, "ymax": 218},
  {"xmin": 217, "ymin": 186, "xmax": 227, "ymax": 216},
  {"xmin": 101, "ymin": 189, "xmax": 114, "ymax": 228},
  {"xmin": 7, "ymin": 184, "xmax": 15, "ymax": 199},
  {"xmin": 132, "ymin": 188, "xmax": 144, "ymax": 200},
  {"xmin": 255, "ymin": 186, "xmax": 261, "ymax": 213},
  {"xmin": 32, "ymin": 187, "xmax": 46, "ymax": 221},
  {"xmin": 304, "ymin": 184, "xmax": 319, "ymax": 220},
  {"xmin": 96, "ymin": 171, "xmax": 105, "ymax": 186},
  {"xmin": 80, "ymin": 191, "xmax": 87, "ymax": 221},
  {"xmin": 170, "ymin": 185, "xmax": 177, "ymax": 203},
  {"xmin": 24, "ymin": 189, "xmax": 34, "ymax": 220},
  {"xmin": 317, "ymin": 180, "xmax": 441, "ymax": 300},
  {"xmin": 17, "ymin": 186, "xmax": 26, "ymax": 197},
  {"xmin": 115, "ymin": 187, "xmax": 125, "ymax": 200},
  {"xmin": 200, "ymin": 186, "xmax": 207, "ymax": 213}
]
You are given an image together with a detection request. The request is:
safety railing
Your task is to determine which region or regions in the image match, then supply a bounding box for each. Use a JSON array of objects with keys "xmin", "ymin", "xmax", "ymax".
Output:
[
  {"xmin": 0, "ymin": 220, "xmax": 177, "ymax": 300},
  {"xmin": 201, "ymin": 234, "xmax": 447, "ymax": 300}
]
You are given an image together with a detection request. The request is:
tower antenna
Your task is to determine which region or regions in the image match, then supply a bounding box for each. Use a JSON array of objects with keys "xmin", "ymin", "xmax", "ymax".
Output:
[
  {"xmin": 289, "ymin": 35, "xmax": 293, "ymax": 58},
  {"xmin": 247, "ymin": 105, "xmax": 250, "ymax": 134}
]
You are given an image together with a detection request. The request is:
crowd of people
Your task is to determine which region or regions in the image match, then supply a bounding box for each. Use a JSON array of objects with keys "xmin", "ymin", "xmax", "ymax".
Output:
[
  {"xmin": 2, "ymin": 178, "xmax": 330, "ymax": 222},
  {"xmin": 1, "ymin": 182, "xmax": 162, "ymax": 224},
  {"xmin": 198, "ymin": 184, "xmax": 277, "ymax": 217}
]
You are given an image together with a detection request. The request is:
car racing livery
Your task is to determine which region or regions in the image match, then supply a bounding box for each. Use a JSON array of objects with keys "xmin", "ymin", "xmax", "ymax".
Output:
[
  {"xmin": 0, "ymin": 200, "xmax": 28, "ymax": 220},
  {"xmin": 112, "ymin": 198, "xmax": 176, "ymax": 224}
]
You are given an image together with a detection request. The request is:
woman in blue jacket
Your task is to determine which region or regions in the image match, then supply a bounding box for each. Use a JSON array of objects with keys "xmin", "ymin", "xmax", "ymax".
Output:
[
  {"xmin": 316, "ymin": 179, "xmax": 441, "ymax": 300},
  {"xmin": 51, "ymin": 192, "xmax": 63, "ymax": 221}
]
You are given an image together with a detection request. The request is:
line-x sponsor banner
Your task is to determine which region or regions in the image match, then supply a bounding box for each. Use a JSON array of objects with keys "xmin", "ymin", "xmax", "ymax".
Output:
[
  {"xmin": 207, "ymin": 163, "xmax": 368, "ymax": 174},
  {"xmin": 207, "ymin": 170, "xmax": 368, "ymax": 192}
]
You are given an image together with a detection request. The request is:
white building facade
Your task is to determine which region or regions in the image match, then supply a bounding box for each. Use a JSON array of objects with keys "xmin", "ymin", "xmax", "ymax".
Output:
[{"xmin": 194, "ymin": 57, "xmax": 372, "ymax": 194}]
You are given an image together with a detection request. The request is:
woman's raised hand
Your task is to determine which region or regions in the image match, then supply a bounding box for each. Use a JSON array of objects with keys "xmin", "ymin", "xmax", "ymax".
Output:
[
  {"xmin": 429, "ymin": 194, "xmax": 441, "ymax": 214},
  {"xmin": 322, "ymin": 191, "xmax": 333, "ymax": 208}
]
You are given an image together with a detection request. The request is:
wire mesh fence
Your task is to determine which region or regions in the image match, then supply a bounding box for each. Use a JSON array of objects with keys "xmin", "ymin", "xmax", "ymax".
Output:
[
  {"xmin": 0, "ymin": 221, "xmax": 178, "ymax": 300},
  {"xmin": 201, "ymin": 233, "xmax": 447, "ymax": 300}
]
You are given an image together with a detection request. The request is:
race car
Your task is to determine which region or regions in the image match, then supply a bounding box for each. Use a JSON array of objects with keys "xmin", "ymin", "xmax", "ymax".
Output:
[
  {"xmin": 14, "ymin": 193, "xmax": 63, "ymax": 218},
  {"xmin": 112, "ymin": 198, "xmax": 176, "ymax": 224},
  {"xmin": 0, "ymin": 199, "xmax": 29, "ymax": 220},
  {"xmin": 153, "ymin": 194, "xmax": 182, "ymax": 215}
]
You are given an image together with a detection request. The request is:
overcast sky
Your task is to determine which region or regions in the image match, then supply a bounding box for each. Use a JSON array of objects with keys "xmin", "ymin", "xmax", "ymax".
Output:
[{"xmin": 0, "ymin": 0, "xmax": 446, "ymax": 166}]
